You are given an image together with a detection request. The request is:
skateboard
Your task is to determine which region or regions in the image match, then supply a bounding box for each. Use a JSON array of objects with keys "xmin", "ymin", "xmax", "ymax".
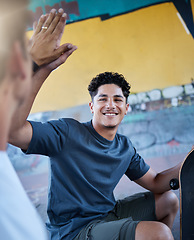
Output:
[{"xmin": 179, "ymin": 149, "xmax": 194, "ymax": 240}]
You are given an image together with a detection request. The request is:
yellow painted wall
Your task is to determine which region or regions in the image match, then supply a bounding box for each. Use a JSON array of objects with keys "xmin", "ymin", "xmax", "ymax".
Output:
[{"xmin": 27, "ymin": 2, "xmax": 194, "ymax": 113}]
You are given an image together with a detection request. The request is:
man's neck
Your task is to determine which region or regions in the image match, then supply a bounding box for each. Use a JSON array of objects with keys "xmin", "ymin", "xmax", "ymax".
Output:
[{"xmin": 92, "ymin": 120, "xmax": 118, "ymax": 141}]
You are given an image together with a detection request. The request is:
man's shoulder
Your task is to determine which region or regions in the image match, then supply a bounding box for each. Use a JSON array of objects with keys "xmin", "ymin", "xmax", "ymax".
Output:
[
  {"xmin": 46, "ymin": 117, "xmax": 81, "ymax": 127},
  {"xmin": 55, "ymin": 118, "xmax": 90, "ymax": 134},
  {"xmin": 58, "ymin": 118, "xmax": 80, "ymax": 124},
  {"xmin": 116, "ymin": 132, "xmax": 132, "ymax": 145},
  {"xmin": 58, "ymin": 118, "xmax": 87, "ymax": 128}
]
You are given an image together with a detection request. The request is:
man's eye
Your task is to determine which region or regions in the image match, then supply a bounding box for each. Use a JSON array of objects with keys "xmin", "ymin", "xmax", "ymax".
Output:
[
  {"xmin": 99, "ymin": 98, "xmax": 106, "ymax": 101},
  {"xmin": 115, "ymin": 99, "xmax": 123, "ymax": 102}
]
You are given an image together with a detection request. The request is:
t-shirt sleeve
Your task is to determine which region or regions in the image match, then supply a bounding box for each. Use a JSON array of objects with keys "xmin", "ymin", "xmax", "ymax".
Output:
[
  {"xmin": 24, "ymin": 119, "xmax": 69, "ymax": 157},
  {"xmin": 125, "ymin": 147, "xmax": 150, "ymax": 181}
]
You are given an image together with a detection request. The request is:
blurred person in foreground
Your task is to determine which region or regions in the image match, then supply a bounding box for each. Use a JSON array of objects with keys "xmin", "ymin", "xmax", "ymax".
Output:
[{"xmin": 0, "ymin": 2, "xmax": 77, "ymax": 239}]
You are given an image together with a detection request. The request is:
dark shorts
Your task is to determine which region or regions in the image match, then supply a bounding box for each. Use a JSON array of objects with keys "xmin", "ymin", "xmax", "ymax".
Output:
[{"xmin": 75, "ymin": 192, "xmax": 157, "ymax": 240}]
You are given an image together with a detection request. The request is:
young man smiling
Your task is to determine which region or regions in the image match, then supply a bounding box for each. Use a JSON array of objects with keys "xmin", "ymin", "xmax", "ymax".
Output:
[
  {"xmin": 89, "ymin": 75, "xmax": 129, "ymax": 140},
  {"xmin": 9, "ymin": 62, "xmax": 182, "ymax": 240}
]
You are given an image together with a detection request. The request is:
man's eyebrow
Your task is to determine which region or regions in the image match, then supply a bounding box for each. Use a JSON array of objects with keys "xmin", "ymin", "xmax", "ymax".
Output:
[
  {"xmin": 98, "ymin": 94, "xmax": 108, "ymax": 98},
  {"xmin": 114, "ymin": 95, "xmax": 124, "ymax": 98},
  {"xmin": 98, "ymin": 94, "xmax": 124, "ymax": 98}
]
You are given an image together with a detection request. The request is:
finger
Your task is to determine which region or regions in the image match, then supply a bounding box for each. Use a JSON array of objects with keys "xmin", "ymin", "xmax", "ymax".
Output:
[
  {"xmin": 54, "ymin": 43, "xmax": 75, "ymax": 58},
  {"xmin": 41, "ymin": 9, "xmax": 57, "ymax": 32},
  {"xmin": 42, "ymin": 44, "xmax": 73, "ymax": 64},
  {"xmin": 33, "ymin": 21, "xmax": 38, "ymax": 32},
  {"xmin": 47, "ymin": 8, "xmax": 64, "ymax": 33},
  {"xmin": 48, "ymin": 45, "xmax": 77, "ymax": 71},
  {"xmin": 51, "ymin": 44, "xmax": 77, "ymax": 66},
  {"xmin": 53, "ymin": 13, "xmax": 67, "ymax": 48},
  {"xmin": 34, "ymin": 15, "xmax": 47, "ymax": 34},
  {"xmin": 60, "ymin": 45, "xmax": 78, "ymax": 62}
]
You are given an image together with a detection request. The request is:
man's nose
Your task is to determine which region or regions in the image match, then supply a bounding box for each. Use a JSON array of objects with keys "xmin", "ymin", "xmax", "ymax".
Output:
[{"xmin": 106, "ymin": 99, "xmax": 115, "ymax": 109}]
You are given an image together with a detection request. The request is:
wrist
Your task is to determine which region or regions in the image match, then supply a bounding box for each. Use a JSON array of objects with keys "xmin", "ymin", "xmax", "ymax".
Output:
[{"xmin": 32, "ymin": 61, "xmax": 40, "ymax": 73}]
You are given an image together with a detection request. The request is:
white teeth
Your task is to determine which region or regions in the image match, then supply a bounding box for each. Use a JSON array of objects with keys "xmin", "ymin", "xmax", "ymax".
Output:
[{"xmin": 104, "ymin": 113, "xmax": 116, "ymax": 116}]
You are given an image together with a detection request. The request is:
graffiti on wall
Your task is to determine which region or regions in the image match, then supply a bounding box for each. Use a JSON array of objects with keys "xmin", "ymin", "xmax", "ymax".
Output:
[
  {"xmin": 27, "ymin": 0, "xmax": 194, "ymax": 38},
  {"xmin": 128, "ymin": 80, "xmax": 194, "ymax": 112},
  {"xmin": 28, "ymin": 0, "xmax": 80, "ymax": 27}
]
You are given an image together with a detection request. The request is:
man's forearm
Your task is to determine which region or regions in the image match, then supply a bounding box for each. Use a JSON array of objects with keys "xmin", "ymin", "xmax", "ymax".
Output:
[
  {"xmin": 154, "ymin": 162, "xmax": 182, "ymax": 193},
  {"xmin": 135, "ymin": 161, "xmax": 182, "ymax": 194},
  {"xmin": 9, "ymin": 67, "xmax": 51, "ymax": 136}
]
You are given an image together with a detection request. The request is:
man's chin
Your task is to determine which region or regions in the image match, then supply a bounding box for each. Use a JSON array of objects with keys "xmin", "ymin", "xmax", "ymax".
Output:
[{"xmin": 103, "ymin": 124, "xmax": 117, "ymax": 129}]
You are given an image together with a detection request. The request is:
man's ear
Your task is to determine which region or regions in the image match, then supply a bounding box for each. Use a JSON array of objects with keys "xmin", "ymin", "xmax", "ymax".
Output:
[
  {"xmin": 125, "ymin": 103, "xmax": 129, "ymax": 115},
  {"xmin": 8, "ymin": 41, "xmax": 26, "ymax": 80},
  {"xmin": 89, "ymin": 101, "xmax": 94, "ymax": 114}
]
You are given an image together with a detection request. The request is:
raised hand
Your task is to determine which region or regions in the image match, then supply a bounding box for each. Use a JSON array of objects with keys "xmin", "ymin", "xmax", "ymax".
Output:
[{"xmin": 29, "ymin": 8, "xmax": 77, "ymax": 67}]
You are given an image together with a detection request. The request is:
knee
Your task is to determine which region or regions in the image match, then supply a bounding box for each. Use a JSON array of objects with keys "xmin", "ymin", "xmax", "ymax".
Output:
[
  {"xmin": 157, "ymin": 191, "xmax": 179, "ymax": 213},
  {"xmin": 154, "ymin": 222, "xmax": 174, "ymax": 240},
  {"xmin": 165, "ymin": 191, "xmax": 179, "ymax": 213},
  {"xmin": 135, "ymin": 222, "xmax": 174, "ymax": 240}
]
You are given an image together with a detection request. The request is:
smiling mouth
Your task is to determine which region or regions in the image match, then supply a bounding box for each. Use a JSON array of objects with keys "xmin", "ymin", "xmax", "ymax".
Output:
[{"xmin": 103, "ymin": 113, "xmax": 118, "ymax": 116}]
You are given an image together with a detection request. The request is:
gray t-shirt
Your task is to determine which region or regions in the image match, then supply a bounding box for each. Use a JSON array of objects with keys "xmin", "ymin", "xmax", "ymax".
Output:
[{"xmin": 26, "ymin": 118, "xmax": 150, "ymax": 240}]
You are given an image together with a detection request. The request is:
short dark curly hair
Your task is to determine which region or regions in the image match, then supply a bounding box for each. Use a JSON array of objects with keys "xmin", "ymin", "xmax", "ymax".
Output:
[{"xmin": 88, "ymin": 72, "xmax": 131, "ymax": 101}]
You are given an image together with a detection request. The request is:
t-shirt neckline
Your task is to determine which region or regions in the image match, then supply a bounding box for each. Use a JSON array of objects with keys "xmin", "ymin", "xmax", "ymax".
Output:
[{"xmin": 86, "ymin": 120, "xmax": 115, "ymax": 145}]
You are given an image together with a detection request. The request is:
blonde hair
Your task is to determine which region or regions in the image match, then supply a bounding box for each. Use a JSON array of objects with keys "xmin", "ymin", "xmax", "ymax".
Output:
[{"xmin": 0, "ymin": 0, "xmax": 29, "ymax": 81}]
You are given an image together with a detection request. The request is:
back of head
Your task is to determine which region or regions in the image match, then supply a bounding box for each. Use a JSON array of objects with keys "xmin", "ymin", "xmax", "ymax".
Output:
[
  {"xmin": 0, "ymin": 0, "xmax": 29, "ymax": 82},
  {"xmin": 88, "ymin": 72, "xmax": 131, "ymax": 101}
]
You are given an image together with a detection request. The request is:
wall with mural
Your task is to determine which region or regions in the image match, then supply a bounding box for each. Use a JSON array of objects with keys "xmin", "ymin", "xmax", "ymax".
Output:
[{"xmin": 25, "ymin": 0, "xmax": 194, "ymax": 113}]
